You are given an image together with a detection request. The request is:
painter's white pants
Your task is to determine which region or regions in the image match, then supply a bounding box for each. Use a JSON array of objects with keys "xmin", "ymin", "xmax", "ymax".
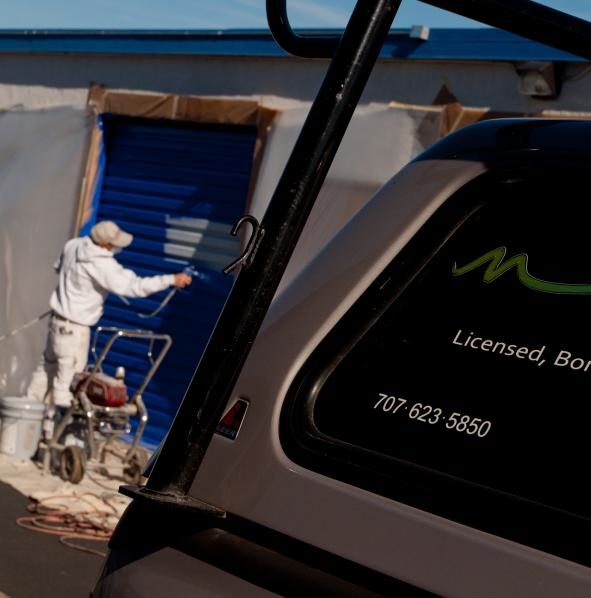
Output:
[{"xmin": 26, "ymin": 315, "xmax": 90, "ymax": 407}]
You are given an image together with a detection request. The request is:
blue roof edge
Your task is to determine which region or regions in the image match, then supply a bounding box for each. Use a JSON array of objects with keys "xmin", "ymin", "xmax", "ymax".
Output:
[{"xmin": 0, "ymin": 28, "xmax": 586, "ymax": 62}]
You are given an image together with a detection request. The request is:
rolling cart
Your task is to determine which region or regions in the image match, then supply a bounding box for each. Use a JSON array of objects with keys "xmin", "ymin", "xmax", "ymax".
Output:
[{"xmin": 42, "ymin": 327, "xmax": 172, "ymax": 484}]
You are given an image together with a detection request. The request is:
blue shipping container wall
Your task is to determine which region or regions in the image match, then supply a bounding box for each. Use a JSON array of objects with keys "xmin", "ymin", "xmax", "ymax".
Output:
[{"xmin": 92, "ymin": 115, "xmax": 257, "ymax": 447}]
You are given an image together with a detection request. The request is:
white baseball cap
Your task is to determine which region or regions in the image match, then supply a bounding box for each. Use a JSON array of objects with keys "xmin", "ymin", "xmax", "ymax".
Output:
[{"xmin": 90, "ymin": 221, "xmax": 133, "ymax": 248}]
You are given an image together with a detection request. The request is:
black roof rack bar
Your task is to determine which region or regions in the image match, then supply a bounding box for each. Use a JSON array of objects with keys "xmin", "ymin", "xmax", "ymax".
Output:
[
  {"xmin": 267, "ymin": 0, "xmax": 591, "ymax": 61},
  {"xmin": 143, "ymin": 0, "xmax": 401, "ymax": 500},
  {"xmin": 265, "ymin": 0, "xmax": 339, "ymax": 58},
  {"xmin": 422, "ymin": 0, "xmax": 591, "ymax": 61}
]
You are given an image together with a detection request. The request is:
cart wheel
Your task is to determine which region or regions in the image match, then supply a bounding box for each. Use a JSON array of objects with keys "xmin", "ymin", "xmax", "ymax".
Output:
[
  {"xmin": 122, "ymin": 449, "xmax": 149, "ymax": 485},
  {"xmin": 59, "ymin": 446, "xmax": 86, "ymax": 484}
]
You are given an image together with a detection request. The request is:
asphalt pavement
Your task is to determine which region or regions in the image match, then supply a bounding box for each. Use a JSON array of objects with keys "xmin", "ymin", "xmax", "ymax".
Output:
[{"xmin": 0, "ymin": 481, "xmax": 105, "ymax": 598}]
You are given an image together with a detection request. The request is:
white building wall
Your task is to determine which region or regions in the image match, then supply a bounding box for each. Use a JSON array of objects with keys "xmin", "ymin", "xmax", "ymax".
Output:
[{"xmin": 0, "ymin": 54, "xmax": 590, "ymax": 113}]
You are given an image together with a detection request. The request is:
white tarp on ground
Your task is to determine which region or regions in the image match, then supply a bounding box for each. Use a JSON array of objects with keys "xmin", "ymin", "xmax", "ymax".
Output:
[{"xmin": 0, "ymin": 107, "xmax": 92, "ymax": 397}]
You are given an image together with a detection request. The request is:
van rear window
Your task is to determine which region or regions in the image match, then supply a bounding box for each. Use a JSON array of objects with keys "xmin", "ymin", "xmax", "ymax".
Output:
[{"xmin": 287, "ymin": 165, "xmax": 591, "ymax": 537}]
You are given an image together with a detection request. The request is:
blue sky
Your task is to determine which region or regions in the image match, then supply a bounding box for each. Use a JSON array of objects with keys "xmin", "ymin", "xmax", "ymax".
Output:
[{"xmin": 1, "ymin": 0, "xmax": 590, "ymax": 30}]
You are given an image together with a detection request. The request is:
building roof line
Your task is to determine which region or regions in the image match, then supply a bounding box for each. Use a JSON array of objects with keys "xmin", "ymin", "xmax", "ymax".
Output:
[{"xmin": 0, "ymin": 28, "xmax": 585, "ymax": 62}]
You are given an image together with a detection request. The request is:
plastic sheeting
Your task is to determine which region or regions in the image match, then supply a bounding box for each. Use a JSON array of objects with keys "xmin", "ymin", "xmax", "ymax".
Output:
[
  {"xmin": 0, "ymin": 107, "xmax": 93, "ymax": 396},
  {"xmin": 250, "ymin": 102, "xmax": 448, "ymax": 295}
]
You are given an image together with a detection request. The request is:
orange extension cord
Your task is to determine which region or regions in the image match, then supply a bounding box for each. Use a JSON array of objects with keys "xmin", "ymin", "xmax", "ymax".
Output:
[{"xmin": 16, "ymin": 493, "xmax": 120, "ymax": 557}]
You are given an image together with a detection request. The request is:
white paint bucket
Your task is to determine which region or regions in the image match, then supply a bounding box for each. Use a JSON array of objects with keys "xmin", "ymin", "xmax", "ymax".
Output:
[{"xmin": 0, "ymin": 397, "xmax": 44, "ymax": 460}]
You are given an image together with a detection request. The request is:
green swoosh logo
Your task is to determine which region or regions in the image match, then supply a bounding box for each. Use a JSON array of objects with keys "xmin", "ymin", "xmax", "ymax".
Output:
[{"xmin": 452, "ymin": 246, "xmax": 591, "ymax": 295}]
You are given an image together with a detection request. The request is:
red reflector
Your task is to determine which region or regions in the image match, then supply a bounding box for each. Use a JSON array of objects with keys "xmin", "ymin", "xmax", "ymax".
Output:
[{"xmin": 216, "ymin": 398, "xmax": 249, "ymax": 440}]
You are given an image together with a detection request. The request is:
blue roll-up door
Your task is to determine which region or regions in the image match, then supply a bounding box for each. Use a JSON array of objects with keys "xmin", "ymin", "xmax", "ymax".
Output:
[{"xmin": 92, "ymin": 115, "xmax": 257, "ymax": 447}]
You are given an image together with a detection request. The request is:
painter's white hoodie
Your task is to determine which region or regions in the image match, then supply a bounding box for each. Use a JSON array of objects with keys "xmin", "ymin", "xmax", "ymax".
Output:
[{"xmin": 50, "ymin": 236, "xmax": 174, "ymax": 326}]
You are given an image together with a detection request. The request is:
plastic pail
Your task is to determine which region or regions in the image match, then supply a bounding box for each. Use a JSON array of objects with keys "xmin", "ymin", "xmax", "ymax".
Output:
[{"xmin": 0, "ymin": 397, "xmax": 44, "ymax": 460}]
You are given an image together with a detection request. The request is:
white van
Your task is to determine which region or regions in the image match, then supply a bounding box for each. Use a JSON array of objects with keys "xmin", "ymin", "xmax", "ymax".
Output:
[
  {"xmin": 92, "ymin": 116, "xmax": 591, "ymax": 597},
  {"xmin": 92, "ymin": 2, "xmax": 591, "ymax": 596}
]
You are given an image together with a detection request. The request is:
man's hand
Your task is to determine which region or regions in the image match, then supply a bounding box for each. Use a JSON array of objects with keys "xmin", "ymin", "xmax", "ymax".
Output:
[{"xmin": 173, "ymin": 273, "xmax": 192, "ymax": 288}]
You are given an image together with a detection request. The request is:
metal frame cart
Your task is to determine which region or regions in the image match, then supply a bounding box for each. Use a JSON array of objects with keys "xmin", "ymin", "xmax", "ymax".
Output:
[{"xmin": 42, "ymin": 327, "xmax": 172, "ymax": 484}]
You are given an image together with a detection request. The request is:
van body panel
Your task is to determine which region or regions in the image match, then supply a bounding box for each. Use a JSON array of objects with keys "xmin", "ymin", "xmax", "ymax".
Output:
[
  {"xmin": 93, "ymin": 545, "xmax": 280, "ymax": 598},
  {"xmin": 182, "ymin": 157, "xmax": 588, "ymax": 596}
]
